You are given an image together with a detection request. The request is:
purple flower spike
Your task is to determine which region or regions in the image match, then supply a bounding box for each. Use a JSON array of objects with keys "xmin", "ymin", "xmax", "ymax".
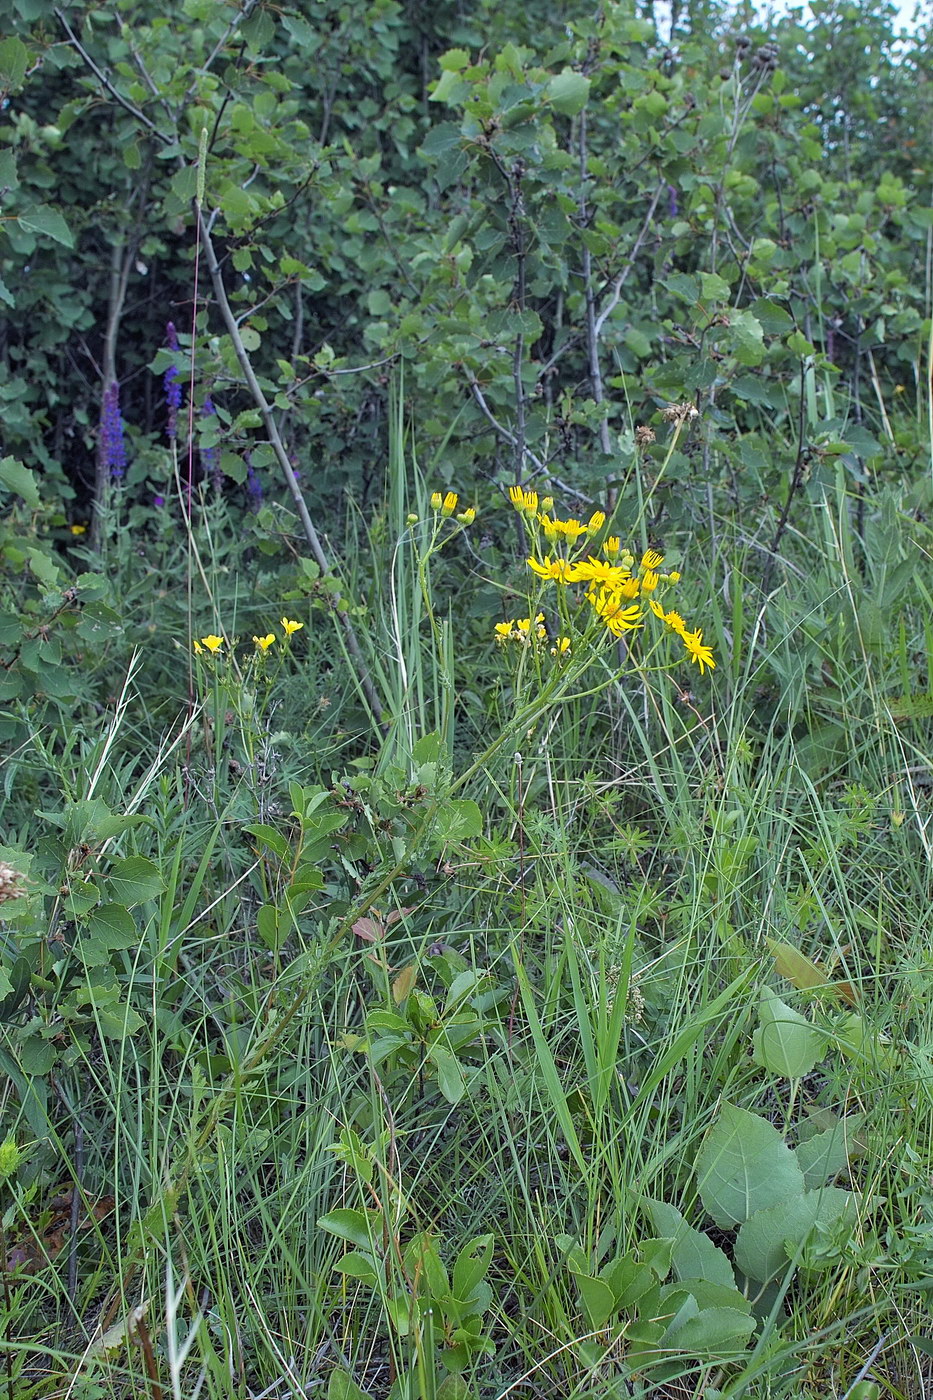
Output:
[
  {"xmin": 164, "ymin": 322, "xmax": 183, "ymax": 441},
  {"xmin": 101, "ymin": 381, "xmax": 128, "ymax": 480}
]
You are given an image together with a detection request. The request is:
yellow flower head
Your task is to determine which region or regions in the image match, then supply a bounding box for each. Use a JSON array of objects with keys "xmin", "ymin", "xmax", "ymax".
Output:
[
  {"xmin": 586, "ymin": 510, "xmax": 607, "ymax": 534},
  {"xmin": 603, "ymin": 536, "xmax": 621, "ymax": 557},
  {"xmin": 527, "ymin": 555, "xmax": 579, "ymax": 584},
  {"xmin": 509, "ymin": 486, "xmax": 538, "ymax": 516},
  {"xmin": 515, "ymin": 613, "xmax": 546, "ymax": 644},
  {"xmin": 573, "ymin": 556, "xmax": 630, "ymax": 587},
  {"xmin": 457, "ymin": 507, "xmax": 477, "ymax": 525},
  {"xmin": 641, "ymin": 549, "xmax": 665, "ymax": 572},
  {"xmin": 192, "ymin": 640, "xmax": 203, "ymax": 655},
  {"xmin": 682, "ymin": 627, "xmax": 715, "ymax": 675},
  {"xmin": 253, "ymin": 633, "xmax": 276, "ymax": 651},
  {"xmin": 70, "ymin": 523, "xmax": 87, "ymax": 536},
  {"xmin": 649, "ymin": 599, "xmax": 687, "ymax": 634},
  {"xmin": 199, "ymin": 634, "xmax": 224, "ymax": 653},
  {"xmin": 494, "ymin": 620, "xmax": 514, "ymax": 644},
  {"xmin": 430, "ymin": 491, "xmax": 443, "ymax": 510},
  {"xmin": 441, "ymin": 491, "xmax": 458, "ymax": 517},
  {"xmin": 555, "ymin": 517, "xmax": 587, "ymax": 541},
  {"xmin": 665, "ymin": 570, "xmax": 681, "ymax": 584},
  {"xmin": 538, "ymin": 515, "xmax": 559, "ymax": 542},
  {"xmin": 640, "ymin": 569, "xmax": 660, "ymax": 593},
  {"xmin": 588, "ymin": 588, "xmax": 643, "ymax": 637},
  {"xmin": 281, "ymin": 618, "xmax": 304, "ymax": 636},
  {"xmin": 541, "ymin": 496, "xmax": 554, "ymax": 512},
  {"xmin": 550, "ymin": 636, "xmax": 571, "ymax": 657}
]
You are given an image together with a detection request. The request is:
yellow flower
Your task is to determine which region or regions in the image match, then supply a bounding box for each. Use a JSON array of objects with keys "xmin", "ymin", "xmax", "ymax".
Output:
[
  {"xmin": 457, "ymin": 507, "xmax": 477, "ymax": 525},
  {"xmin": 649, "ymin": 599, "xmax": 687, "ymax": 634},
  {"xmin": 603, "ymin": 536, "xmax": 620, "ymax": 557},
  {"xmin": 509, "ymin": 486, "xmax": 538, "ymax": 515},
  {"xmin": 682, "ymin": 627, "xmax": 715, "ymax": 674},
  {"xmin": 541, "ymin": 496, "xmax": 554, "ymax": 511},
  {"xmin": 494, "ymin": 620, "xmax": 514, "ymax": 644},
  {"xmin": 550, "ymin": 636, "xmax": 571, "ymax": 656},
  {"xmin": 641, "ymin": 549, "xmax": 665, "ymax": 571},
  {"xmin": 527, "ymin": 555, "xmax": 579, "ymax": 584},
  {"xmin": 555, "ymin": 517, "xmax": 587, "ymax": 541},
  {"xmin": 441, "ymin": 491, "xmax": 458, "ymax": 516},
  {"xmin": 588, "ymin": 588, "xmax": 643, "ymax": 637},
  {"xmin": 640, "ymin": 569, "xmax": 660, "ymax": 593},
  {"xmin": 586, "ymin": 510, "xmax": 606, "ymax": 534},
  {"xmin": 430, "ymin": 491, "xmax": 443, "ymax": 510},
  {"xmin": 281, "ymin": 617, "xmax": 304, "ymax": 636},
  {"xmin": 253, "ymin": 633, "xmax": 276, "ymax": 651},
  {"xmin": 192, "ymin": 640, "xmax": 203, "ymax": 655},
  {"xmin": 539, "ymin": 515, "xmax": 559, "ymax": 542},
  {"xmin": 70, "ymin": 523, "xmax": 87, "ymax": 536},
  {"xmin": 515, "ymin": 613, "xmax": 546, "ymax": 644},
  {"xmin": 200, "ymin": 634, "xmax": 223, "ymax": 653},
  {"xmin": 573, "ymin": 556, "xmax": 630, "ymax": 587}
]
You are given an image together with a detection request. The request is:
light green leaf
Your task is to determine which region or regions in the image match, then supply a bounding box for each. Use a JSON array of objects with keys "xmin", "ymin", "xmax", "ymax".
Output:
[
  {"xmin": 318, "ymin": 1208, "xmax": 379, "ymax": 1251},
  {"xmin": 0, "ymin": 37, "xmax": 28, "ymax": 90},
  {"xmin": 95, "ymin": 997, "xmax": 145, "ymax": 1039},
  {"xmin": 435, "ymin": 800, "xmax": 482, "ymax": 843},
  {"xmin": 695, "ymin": 1103, "xmax": 805, "ymax": 1228},
  {"xmin": 734, "ymin": 1187, "xmax": 858, "ymax": 1283},
  {"xmin": 549, "ymin": 69, "xmax": 591, "ymax": 116},
  {"xmin": 105, "ymin": 857, "xmax": 164, "ymax": 907},
  {"xmin": 0, "ymin": 456, "xmax": 40, "ymax": 508},
  {"xmin": 643, "ymin": 1197, "xmax": 735, "ymax": 1289},
  {"xmin": 796, "ymin": 1119, "xmax": 860, "ymax": 1189},
  {"xmin": 15, "ymin": 205, "xmax": 74, "ymax": 248},
  {"xmin": 327, "ymin": 1368, "xmax": 371, "ymax": 1400},
  {"xmin": 429, "ymin": 1043, "xmax": 465, "ymax": 1104},
  {"xmin": 663, "ymin": 1305, "xmax": 756, "ymax": 1355},
  {"xmin": 752, "ymin": 986, "xmax": 826, "ymax": 1079},
  {"xmin": 570, "ymin": 1270, "xmax": 617, "ymax": 1329}
]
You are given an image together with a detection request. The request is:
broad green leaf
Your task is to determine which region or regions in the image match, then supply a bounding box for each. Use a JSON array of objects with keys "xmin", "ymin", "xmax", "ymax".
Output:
[
  {"xmin": 695, "ymin": 1103, "xmax": 804, "ymax": 1227},
  {"xmin": 0, "ymin": 37, "xmax": 28, "ymax": 89},
  {"xmin": 436, "ymin": 1376, "xmax": 476, "ymax": 1400},
  {"xmin": 734, "ymin": 1187, "xmax": 858, "ymax": 1283},
  {"xmin": 0, "ymin": 458, "xmax": 37, "ymax": 509},
  {"xmin": 333, "ymin": 1251, "xmax": 379, "ymax": 1284},
  {"xmin": 643, "ymin": 1197, "xmax": 735, "ymax": 1289},
  {"xmin": 244, "ymin": 823, "xmax": 291, "ymax": 860},
  {"xmin": 549, "ymin": 69, "xmax": 591, "ymax": 116},
  {"xmin": 663, "ymin": 1305, "xmax": 756, "ymax": 1355},
  {"xmin": 429, "ymin": 1043, "xmax": 465, "ymax": 1104},
  {"xmin": 570, "ymin": 1270, "xmax": 616, "ymax": 1329},
  {"xmin": 105, "ymin": 857, "xmax": 164, "ymax": 907},
  {"xmin": 328, "ymin": 1368, "xmax": 370, "ymax": 1400},
  {"xmin": 752, "ymin": 986, "xmax": 825, "ymax": 1079},
  {"xmin": 766, "ymin": 938, "xmax": 830, "ymax": 992},
  {"xmin": 435, "ymin": 800, "xmax": 482, "ymax": 843},
  {"xmin": 95, "ymin": 997, "xmax": 145, "ymax": 1039},
  {"xmin": 0, "ymin": 957, "xmax": 30, "ymax": 1020},
  {"xmin": 15, "ymin": 205, "xmax": 74, "ymax": 248},
  {"xmin": 0, "ymin": 275, "xmax": 12, "ymax": 308},
  {"xmin": 81, "ymin": 903, "xmax": 137, "ymax": 966},
  {"xmin": 318, "ymin": 1208, "xmax": 379, "ymax": 1250},
  {"xmin": 452, "ymin": 1234, "xmax": 494, "ymax": 1300},
  {"xmin": 796, "ymin": 1119, "xmax": 860, "ymax": 1189}
]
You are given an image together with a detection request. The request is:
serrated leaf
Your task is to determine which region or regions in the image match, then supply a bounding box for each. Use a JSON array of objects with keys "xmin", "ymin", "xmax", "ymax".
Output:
[
  {"xmin": 419, "ymin": 122, "xmax": 463, "ymax": 159},
  {"xmin": 95, "ymin": 997, "xmax": 145, "ymax": 1038},
  {"xmin": 15, "ymin": 205, "xmax": 74, "ymax": 248},
  {"xmin": 643, "ymin": 1197, "xmax": 735, "ymax": 1289},
  {"xmin": 695, "ymin": 1104, "xmax": 805, "ymax": 1228},
  {"xmin": 105, "ymin": 857, "xmax": 164, "ymax": 907},
  {"xmin": 435, "ymin": 800, "xmax": 482, "ymax": 843},
  {"xmin": 752, "ymin": 986, "xmax": 825, "ymax": 1079},
  {"xmin": 0, "ymin": 456, "xmax": 40, "ymax": 508},
  {"xmin": 734, "ymin": 1187, "xmax": 857, "ymax": 1283},
  {"xmin": 796, "ymin": 1119, "xmax": 860, "ymax": 1189},
  {"xmin": 549, "ymin": 69, "xmax": 591, "ymax": 116}
]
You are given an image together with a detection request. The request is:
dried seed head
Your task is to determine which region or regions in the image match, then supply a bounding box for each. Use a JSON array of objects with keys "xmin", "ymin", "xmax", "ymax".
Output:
[
  {"xmin": 0, "ymin": 864, "xmax": 27, "ymax": 904},
  {"xmin": 661, "ymin": 402, "xmax": 699, "ymax": 424},
  {"xmin": 635, "ymin": 425, "xmax": 657, "ymax": 447}
]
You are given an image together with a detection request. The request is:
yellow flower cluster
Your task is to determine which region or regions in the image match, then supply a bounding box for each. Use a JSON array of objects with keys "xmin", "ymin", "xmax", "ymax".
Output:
[
  {"xmin": 430, "ymin": 490, "xmax": 476, "ymax": 525},
  {"xmin": 495, "ymin": 612, "xmax": 573, "ymax": 659},
  {"xmin": 192, "ymin": 618, "xmax": 304, "ymax": 656},
  {"xmin": 503, "ymin": 487, "xmax": 714, "ymax": 674}
]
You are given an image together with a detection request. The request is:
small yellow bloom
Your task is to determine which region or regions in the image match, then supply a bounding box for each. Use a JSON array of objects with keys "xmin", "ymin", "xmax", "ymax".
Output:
[
  {"xmin": 441, "ymin": 491, "xmax": 458, "ymax": 517},
  {"xmin": 641, "ymin": 549, "xmax": 665, "ymax": 571},
  {"xmin": 430, "ymin": 491, "xmax": 443, "ymax": 510},
  {"xmin": 253, "ymin": 633, "xmax": 276, "ymax": 651},
  {"xmin": 200, "ymin": 634, "xmax": 224, "ymax": 653},
  {"xmin": 527, "ymin": 555, "xmax": 579, "ymax": 584},
  {"xmin": 682, "ymin": 627, "xmax": 715, "ymax": 674},
  {"xmin": 640, "ymin": 570, "xmax": 660, "ymax": 593},
  {"xmin": 588, "ymin": 588, "xmax": 643, "ymax": 637},
  {"xmin": 539, "ymin": 515, "xmax": 559, "ymax": 542},
  {"xmin": 494, "ymin": 620, "xmax": 514, "ymax": 644},
  {"xmin": 193, "ymin": 640, "xmax": 203, "ymax": 655},
  {"xmin": 586, "ymin": 510, "xmax": 606, "ymax": 534},
  {"xmin": 509, "ymin": 486, "xmax": 538, "ymax": 515},
  {"xmin": 70, "ymin": 523, "xmax": 87, "ymax": 536},
  {"xmin": 541, "ymin": 496, "xmax": 554, "ymax": 512},
  {"xmin": 665, "ymin": 570, "xmax": 682, "ymax": 584},
  {"xmin": 457, "ymin": 506, "xmax": 477, "ymax": 525},
  {"xmin": 555, "ymin": 517, "xmax": 587, "ymax": 541},
  {"xmin": 515, "ymin": 613, "xmax": 546, "ymax": 644},
  {"xmin": 649, "ymin": 599, "xmax": 686, "ymax": 634},
  {"xmin": 603, "ymin": 536, "xmax": 620, "ymax": 557},
  {"xmin": 281, "ymin": 618, "xmax": 304, "ymax": 636},
  {"xmin": 550, "ymin": 636, "xmax": 571, "ymax": 657}
]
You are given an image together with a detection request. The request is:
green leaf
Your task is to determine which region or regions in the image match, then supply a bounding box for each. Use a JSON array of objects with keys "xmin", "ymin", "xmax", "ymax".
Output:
[
  {"xmin": 570, "ymin": 1270, "xmax": 616, "ymax": 1330},
  {"xmin": 436, "ymin": 1377, "xmax": 476, "ymax": 1400},
  {"xmin": 81, "ymin": 903, "xmax": 137, "ymax": 966},
  {"xmin": 0, "ymin": 37, "xmax": 28, "ymax": 90},
  {"xmin": 327, "ymin": 1368, "xmax": 371, "ymax": 1400},
  {"xmin": 0, "ymin": 456, "xmax": 40, "ymax": 508},
  {"xmin": 695, "ymin": 1103, "xmax": 805, "ymax": 1228},
  {"xmin": 0, "ymin": 275, "xmax": 13, "ymax": 308},
  {"xmin": 428, "ymin": 1043, "xmax": 465, "ymax": 1104},
  {"xmin": 452, "ymin": 1234, "xmax": 494, "ymax": 1300},
  {"xmin": 95, "ymin": 996, "xmax": 145, "ymax": 1039},
  {"xmin": 752, "ymin": 986, "xmax": 826, "ymax": 1079},
  {"xmin": 105, "ymin": 857, "xmax": 164, "ymax": 907},
  {"xmin": 15, "ymin": 205, "xmax": 74, "ymax": 248},
  {"xmin": 734, "ymin": 1187, "xmax": 858, "ymax": 1283},
  {"xmin": 0, "ymin": 958, "xmax": 30, "ymax": 1021},
  {"xmin": 333, "ymin": 1251, "xmax": 379, "ymax": 1284},
  {"xmin": 0, "ymin": 151, "xmax": 18, "ymax": 191},
  {"xmin": 548, "ymin": 69, "xmax": 591, "ymax": 116},
  {"xmin": 420, "ymin": 122, "xmax": 463, "ymax": 159},
  {"xmin": 663, "ymin": 1305, "xmax": 756, "ymax": 1355},
  {"xmin": 244, "ymin": 823, "xmax": 291, "ymax": 860},
  {"xmin": 796, "ymin": 1119, "xmax": 859, "ymax": 1189},
  {"xmin": 435, "ymin": 800, "xmax": 482, "ymax": 843},
  {"xmin": 643, "ymin": 1197, "xmax": 735, "ymax": 1289},
  {"xmin": 766, "ymin": 938, "xmax": 830, "ymax": 992},
  {"xmin": 318, "ymin": 1208, "xmax": 379, "ymax": 1250}
]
